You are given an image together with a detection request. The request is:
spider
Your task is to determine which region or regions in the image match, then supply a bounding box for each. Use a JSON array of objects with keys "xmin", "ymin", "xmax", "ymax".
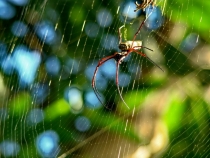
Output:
[
  {"xmin": 134, "ymin": 0, "xmax": 156, "ymax": 12},
  {"xmin": 92, "ymin": 19, "xmax": 164, "ymax": 109}
]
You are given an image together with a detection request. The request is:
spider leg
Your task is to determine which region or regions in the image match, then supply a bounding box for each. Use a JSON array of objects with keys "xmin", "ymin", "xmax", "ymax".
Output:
[
  {"xmin": 92, "ymin": 66, "xmax": 101, "ymax": 98},
  {"xmin": 131, "ymin": 19, "xmax": 146, "ymax": 47},
  {"xmin": 116, "ymin": 58, "xmax": 130, "ymax": 109},
  {"xmin": 145, "ymin": 55, "xmax": 164, "ymax": 72},
  {"xmin": 134, "ymin": 50, "xmax": 164, "ymax": 72},
  {"xmin": 118, "ymin": 25, "xmax": 125, "ymax": 44},
  {"xmin": 92, "ymin": 54, "xmax": 117, "ymax": 105},
  {"xmin": 92, "ymin": 66, "xmax": 103, "ymax": 106},
  {"xmin": 133, "ymin": 46, "xmax": 153, "ymax": 51},
  {"xmin": 134, "ymin": 1, "xmax": 139, "ymax": 12}
]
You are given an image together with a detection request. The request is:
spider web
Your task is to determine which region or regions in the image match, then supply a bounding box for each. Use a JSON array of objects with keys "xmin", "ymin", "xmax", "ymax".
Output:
[{"xmin": 0, "ymin": 0, "xmax": 210, "ymax": 157}]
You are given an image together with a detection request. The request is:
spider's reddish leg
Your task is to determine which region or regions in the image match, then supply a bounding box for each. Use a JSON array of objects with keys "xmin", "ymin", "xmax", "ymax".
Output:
[
  {"xmin": 116, "ymin": 58, "xmax": 130, "ymax": 109},
  {"xmin": 92, "ymin": 65, "xmax": 104, "ymax": 106},
  {"xmin": 133, "ymin": 46, "xmax": 153, "ymax": 51},
  {"xmin": 131, "ymin": 19, "xmax": 146, "ymax": 47},
  {"xmin": 92, "ymin": 54, "xmax": 117, "ymax": 104},
  {"xmin": 144, "ymin": 55, "xmax": 164, "ymax": 72},
  {"xmin": 134, "ymin": 50, "xmax": 164, "ymax": 72}
]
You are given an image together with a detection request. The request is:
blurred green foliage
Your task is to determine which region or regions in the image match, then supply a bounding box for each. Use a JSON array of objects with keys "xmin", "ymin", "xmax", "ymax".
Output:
[
  {"xmin": 162, "ymin": 0, "xmax": 210, "ymax": 42},
  {"xmin": 0, "ymin": 0, "xmax": 210, "ymax": 157}
]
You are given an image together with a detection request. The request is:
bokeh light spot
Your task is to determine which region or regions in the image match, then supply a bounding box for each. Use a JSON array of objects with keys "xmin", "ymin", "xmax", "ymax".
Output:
[
  {"xmin": 85, "ymin": 22, "xmax": 99, "ymax": 38},
  {"xmin": 12, "ymin": 45, "xmax": 41, "ymax": 86},
  {"xmin": 97, "ymin": 8, "xmax": 113, "ymax": 27},
  {"xmin": 0, "ymin": 1, "xmax": 16, "ymax": 20},
  {"xmin": 8, "ymin": 0, "xmax": 28, "ymax": 6},
  {"xmin": 1, "ymin": 55, "xmax": 14, "ymax": 75},
  {"xmin": 85, "ymin": 91, "xmax": 103, "ymax": 109},
  {"xmin": 35, "ymin": 21, "xmax": 57, "ymax": 44},
  {"xmin": 101, "ymin": 34, "xmax": 118, "ymax": 50},
  {"xmin": 122, "ymin": 2, "xmax": 138, "ymax": 19},
  {"xmin": 145, "ymin": 6, "xmax": 163, "ymax": 30},
  {"xmin": 45, "ymin": 56, "xmax": 61, "ymax": 76},
  {"xmin": 181, "ymin": 33, "xmax": 199, "ymax": 52},
  {"xmin": 64, "ymin": 87, "xmax": 83, "ymax": 113},
  {"xmin": 65, "ymin": 58, "xmax": 81, "ymax": 75},
  {"xmin": 36, "ymin": 130, "xmax": 60, "ymax": 157},
  {"xmin": 74, "ymin": 116, "xmax": 91, "ymax": 132},
  {"xmin": 0, "ymin": 43, "xmax": 7, "ymax": 61},
  {"xmin": 101, "ymin": 59, "xmax": 116, "ymax": 80},
  {"xmin": 11, "ymin": 21, "xmax": 28, "ymax": 37},
  {"xmin": 118, "ymin": 73, "xmax": 131, "ymax": 87},
  {"xmin": 85, "ymin": 62, "xmax": 108, "ymax": 91},
  {"xmin": 0, "ymin": 141, "xmax": 20, "ymax": 157},
  {"xmin": 31, "ymin": 83, "xmax": 49, "ymax": 105},
  {"xmin": 27, "ymin": 108, "xmax": 44, "ymax": 125}
]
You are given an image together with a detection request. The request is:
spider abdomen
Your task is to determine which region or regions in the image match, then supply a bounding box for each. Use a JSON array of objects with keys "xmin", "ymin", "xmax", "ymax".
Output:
[
  {"xmin": 132, "ymin": 41, "xmax": 142, "ymax": 49},
  {"xmin": 119, "ymin": 41, "xmax": 142, "ymax": 51}
]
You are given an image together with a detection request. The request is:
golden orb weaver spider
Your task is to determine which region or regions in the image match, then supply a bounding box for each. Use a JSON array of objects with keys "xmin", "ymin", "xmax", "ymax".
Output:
[
  {"xmin": 92, "ymin": 19, "xmax": 164, "ymax": 109},
  {"xmin": 134, "ymin": 0, "xmax": 156, "ymax": 12}
]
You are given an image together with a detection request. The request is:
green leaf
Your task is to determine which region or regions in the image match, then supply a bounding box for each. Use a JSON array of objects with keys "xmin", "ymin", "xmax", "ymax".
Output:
[
  {"xmin": 9, "ymin": 92, "xmax": 32, "ymax": 115},
  {"xmin": 163, "ymin": 89, "xmax": 186, "ymax": 133},
  {"xmin": 153, "ymin": 32, "xmax": 196, "ymax": 75},
  {"xmin": 160, "ymin": 0, "xmax": 210, "ymax": 42},
  {"xmin": 44, "ymin": 99, "xmax": 71, "ymax": 121},
  {"xmin": 69, "ymin": 6, "xmax": 85, "ymax": 25}
]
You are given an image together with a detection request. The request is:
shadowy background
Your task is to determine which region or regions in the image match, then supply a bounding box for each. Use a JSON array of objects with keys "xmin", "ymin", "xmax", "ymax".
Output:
[{"xmin": 0, "ymin": 0, "xmax": 210, "ymax": 157}]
